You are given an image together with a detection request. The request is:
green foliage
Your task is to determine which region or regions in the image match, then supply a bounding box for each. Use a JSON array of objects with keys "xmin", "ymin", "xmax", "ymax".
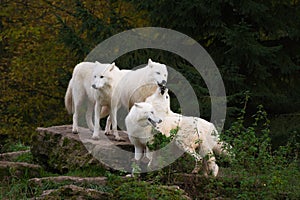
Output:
[
  {"xmin": 130, "ymin": 0, "xmax": 300, "ymax": 119},
  {"xmin": 0, "ymin": 177, "xmax": 33, "ymax": 200},
  {"xmin": 13, "ymin": 152, "xmax": 33, "ymax": 163},
  {"xmin": 113, "ymin": 180, "xmax": 186, "ymax": 200},
  {"xmin": 214, "ymin": 96, "xmax": 300, "ymax": 199},
  {"xmin": 1, "ymin": 141, "xmax": 30, "ymax": 153},
  {"xmin": 64, "ymin": 165, "xmax": 108, "ymax": 177},
  {"xmin": 0, "ymin": 0, "xmax": 151, "ymax": 144},
  {"xmin": 147, "ymin": 127, "xmax": 179, "ymax": 151},
  {"xmin": 1, "ymin": 104, "xmax": 299, "ymax": 199},
  {"xmin": 142, "ymin": 95, "xmax": 300, "ymax": 199},
  {"xmin": 1, "ymin": 1, "xmax": 300, "ymax": 198},
  {"xmin": 0, "ymin": 0, "xmax": 77, "ymax": 143},
  {"xmin": 55, "ymin": 0, "xmax": 148, "ymax": 59}
]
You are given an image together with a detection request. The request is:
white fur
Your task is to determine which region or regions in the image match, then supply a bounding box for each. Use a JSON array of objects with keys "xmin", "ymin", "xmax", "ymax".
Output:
[
  {"xmin": 160, "ymin": 116, "xmax": 219, "ymax": 176},
  {"xmin": 110, "ymin": 59, "xmax": 168, "ymax": 139},
  {"xmin": 146, "ymin": 87, "xmax": 228, "ymax": 176},
  {"xmin": 64, "ymin": 61, "xmax": 129, "ymax": 139},
  {"xmin": 91, "ymin": 63, "xmax": 131, "ymax": 140},
  {"xmin": 125, "ymin": 102, "xmax": 162, "ymax": 174}
]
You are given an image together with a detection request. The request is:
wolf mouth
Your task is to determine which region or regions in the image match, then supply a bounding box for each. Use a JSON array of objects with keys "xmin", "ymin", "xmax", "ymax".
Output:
[
  {"xmin": 157, "ymin": 82, "xmax": 167, "ymax": 95},
  {"xmin": 148, "ymin": 117, "xmax": 162, "ymax": 127}
]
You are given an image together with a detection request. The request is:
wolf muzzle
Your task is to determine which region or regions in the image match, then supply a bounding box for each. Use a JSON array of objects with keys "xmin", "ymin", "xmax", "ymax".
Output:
[
  {"xmin": 157, "ymin": 80, "xmax": 167, "ymax": 95},
  {"xmin": 148, "ymin": 117, "xmax": 162, "ymax": 127}
]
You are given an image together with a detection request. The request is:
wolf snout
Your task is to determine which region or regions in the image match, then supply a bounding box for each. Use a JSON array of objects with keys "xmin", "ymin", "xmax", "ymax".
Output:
[
  {"xmin": 157, "ymin": 80, "xmax": 167, "ymax": 95},
  {"xmin": 148, "ymin": 117, "xmax": 162, "ymax": 127},
  {"xmin": 160, "ymin": 85, "xmax": 166, "ymax": 95},
  {"xmin": 160, "ymin": 80, "xmax": 167, "ymax": 86}
]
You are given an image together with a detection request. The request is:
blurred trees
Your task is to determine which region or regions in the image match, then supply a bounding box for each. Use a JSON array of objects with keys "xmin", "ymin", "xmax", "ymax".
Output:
[
  {"xmin": 1, "ymin": 0, "xmax": 73, "ymax": 143},
  {"xmin": 1, "ymin": 0, "xmax": 299, "ymax": 146},
  {"xmin": 0, "ymin": 0, "xmax": 148, "ymax": 143},
  {"xmin": 129, "ymin": 0, "xmax": 300, "ymax": 115}
]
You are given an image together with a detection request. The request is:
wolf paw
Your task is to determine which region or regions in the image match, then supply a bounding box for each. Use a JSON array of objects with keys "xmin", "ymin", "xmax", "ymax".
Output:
[
  {"xmin": 104, "ymin": 130, "xmax": 112, "ymax": 135},
  {"xmin": 114, "ymin": 136, "xmax": 122, "ymax": 141},
  {"xmin": 92, "ymin": 135, "xmax": 100, "ymax": 140}
]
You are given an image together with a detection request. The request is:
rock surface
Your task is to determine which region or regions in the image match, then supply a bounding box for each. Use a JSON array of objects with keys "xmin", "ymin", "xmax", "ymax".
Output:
[
  {"xmin": 0, "ymin": 150, "xmax": 30, "ymax": 161},
  {"xmin": 33, "ymin": 184, "xmax": 112, "ymax": 200},
  {"xmin": 31, "ymin": 125, "xmax": 134, "ymax": 173},
  {"xmin": 29, "ymin": 176, "xmax": 109, "ymax": 187},
  {"xmin": 0, "ymin": 161, "xmax": 42, "ymax": 179}
]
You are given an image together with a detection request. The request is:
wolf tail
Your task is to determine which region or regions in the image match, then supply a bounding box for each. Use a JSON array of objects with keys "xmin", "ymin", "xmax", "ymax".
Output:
[{"xmin": 65, "ymin": 79, "xmax": 73, "ymax": 114}]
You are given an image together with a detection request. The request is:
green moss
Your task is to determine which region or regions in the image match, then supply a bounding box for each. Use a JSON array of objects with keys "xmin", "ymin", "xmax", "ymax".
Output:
[
  {"xmin": 62, "ymin": 137, "xmax": 70, "ymax": 146},
  {"xmin": 65, "ymin": 165, "xmax": 107, "ymax": 177},
  {"xmin": 114, "ymin": 180, "xmax": 187, "ymax": 200},
  {"xmin": 2, "ymin": 141, "xmax": 30, "ymax": 153},
  {"xmin": 13, "ymin": 151, "xmax": 33, "ymax": 163}
]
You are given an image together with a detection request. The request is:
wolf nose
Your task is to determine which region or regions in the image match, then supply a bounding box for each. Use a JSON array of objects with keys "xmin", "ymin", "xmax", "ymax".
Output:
[
  {"xmin": 161, "ymin": 80, "xmax": 167, "ymax": 85},
  {"xmin": 92, "ymin": 84, "xmax": 97, "ymax": 89},
  {"xmin": 158, "ymin": 119, "xmax": 162, "ymax": 123}
]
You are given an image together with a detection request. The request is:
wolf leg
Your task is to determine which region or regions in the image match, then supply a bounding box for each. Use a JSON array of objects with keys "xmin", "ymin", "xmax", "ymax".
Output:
[
  {"xmin": 110, "ymin": 106, "xmax": 121, "ymax": 141},
  {"xmin": 86, "ymin": 100, "xmax": 94, "ymax": 131},
  {"xmin": 104, "ymin": 115, "xmax": 112, "ymax": 134},
  {"xmin": 92, "ymin": 101, "xmax": 102, "ymax": 140}
]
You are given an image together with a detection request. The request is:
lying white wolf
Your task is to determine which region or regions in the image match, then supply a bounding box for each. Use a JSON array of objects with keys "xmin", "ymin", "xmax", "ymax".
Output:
[
  {"xmin": 65, "ymin": 61, "xmax": 129, "ymax": 139},
  {"xmin": 146, "ymin": 87, "xmax": 230, "ymax": 176},
  {"xmin": 110, "ymin": 59, "xmax": 168, "ymax": 139},
  {"xmin": 125, "ymin": 102, "xmax": 162, "ymax": 174}
]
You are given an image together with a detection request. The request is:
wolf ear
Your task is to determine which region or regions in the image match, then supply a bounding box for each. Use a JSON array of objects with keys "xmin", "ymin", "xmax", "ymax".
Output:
[
  {"xmin": 108, "ymin": 62, "xmax": 115, "ymax": 71},
  {"xmin": 134, "ymin": 103, "xmax": 142, "ymax": 108},
  {"xmin": 95, "ymin": 61, "xmax": 101, "ymax": 64},
  {"xmin": 148, "ymin": 58, "xmax": 153, "ymax": 68}
]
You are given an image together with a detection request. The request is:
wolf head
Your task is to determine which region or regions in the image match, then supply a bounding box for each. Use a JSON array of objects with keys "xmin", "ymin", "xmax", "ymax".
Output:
[
  {"xmin": 92, "ymin": 62, "xmax": 116, "ymax": 90},
  {"xmin": 133, "ymin": 102, "xmax": 162, "ymax": 127},
  {"xmin": 146, "ymin": 87, "xmax": 170, "ymax": 117},
  {"xmin": 147, "ymin": 59, "xmax": 168, "ymax": 87}
]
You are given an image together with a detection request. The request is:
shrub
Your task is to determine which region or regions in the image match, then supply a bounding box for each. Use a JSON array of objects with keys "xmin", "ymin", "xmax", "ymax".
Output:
[{"xmin": 147, "ymin": 127, "xmax": 179, "ymax": 151}]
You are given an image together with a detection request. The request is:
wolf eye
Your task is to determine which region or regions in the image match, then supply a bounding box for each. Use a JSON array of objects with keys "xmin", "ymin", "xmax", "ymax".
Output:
[
  {"xmin": 166, "ymin": 95, "xmax": 169, "ymax": 99},
  {"xmin": 156, "ymin": 72, "xmax": 160, "ymax": 75},
  {"xmin": 100, "ymin": 75, "xmax": 104, "ymax": 78},
  {"xmin": 151, "ymin": 111, "xmax": 154, "ymax": 114},
  {"xmin": 94, "ymin": 75, "xmax": 96, "ymax": 78}
]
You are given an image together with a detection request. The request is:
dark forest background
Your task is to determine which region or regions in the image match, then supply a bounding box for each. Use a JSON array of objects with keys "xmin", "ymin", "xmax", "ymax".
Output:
[{"xmin": 1, "ymin": 0, "xmax": 300, "ymax": 149}]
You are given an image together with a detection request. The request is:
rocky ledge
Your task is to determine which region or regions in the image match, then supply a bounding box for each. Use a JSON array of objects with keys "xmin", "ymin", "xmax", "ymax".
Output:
[{"xmin": 31, "ymin": 125, "xmax": 134, "ymax": 174}]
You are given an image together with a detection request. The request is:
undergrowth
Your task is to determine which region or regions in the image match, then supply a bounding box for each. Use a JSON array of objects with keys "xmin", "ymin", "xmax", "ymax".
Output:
[
  {"xmin": 147, "ymin": 126, "xmax": 179, "ymax": 151},
  {"xmin": 1, "ymin": 95, "xmax": 299, "ymax": 199}
]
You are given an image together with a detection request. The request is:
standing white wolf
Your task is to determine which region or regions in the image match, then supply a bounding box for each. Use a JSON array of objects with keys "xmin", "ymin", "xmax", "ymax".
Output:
[
  {"xmin": 110, "ymin": 59, "xmax": 168, "ymax": 140},
  {"xmin": 90, "ymin": 63, "xmax": 130, "ymax": 140},
  {"xmin": 146, "ymin": 87, "xmax": 231, "ymax": 176},
  {"xmin": 125, "ymin": 102, "xmax": 162, "ymax": 174},
  {"xmin": 65, "ymin": 61, "xmax": 129, "ymax": 139}
]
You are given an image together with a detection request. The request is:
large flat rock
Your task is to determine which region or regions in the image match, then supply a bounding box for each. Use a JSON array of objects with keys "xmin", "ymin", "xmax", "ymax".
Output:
[
  {"xmin": 32, "ymin": 184, "xmax": 112, "ymax": 200},
  {"xmin": 31, "ymin": 125, "xmax": 134, "ymax": 173}
]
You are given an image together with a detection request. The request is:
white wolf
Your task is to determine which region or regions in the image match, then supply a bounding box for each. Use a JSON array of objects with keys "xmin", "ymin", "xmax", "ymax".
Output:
[
  {"xmin": 125, "ymin": 102, "xmax": 162, "ymax": 174},
  {"xmin": 110, "ymin": 59, "xmax": 168, "ymax": 140},
  {"xmin": 146, "ymin": 87, "xmax": 230, "ymax": 176},
  {"xmin": 65, "ymin": 61, "xmax": 129, "ymax": 139},
  {"xmin": 90, "ymin": 64, "xmax": 130, "ymax": 140}
]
